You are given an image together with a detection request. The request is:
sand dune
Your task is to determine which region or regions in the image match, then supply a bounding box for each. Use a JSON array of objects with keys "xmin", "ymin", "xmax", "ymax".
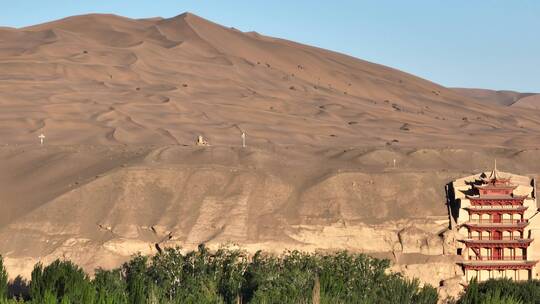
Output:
[
  {"xmin": 1, "ymin": 12, "xmax": 540, "ymax": 290},
  {"xmin": 453, "ymin": 87, "xmax": 539, "ymax": 108},
  {"xmin": 0, "ymin": 12, "xmax": 539, "ymax": 148},
  {"xmin": 511, "ymin": 94, "xmax": 540, "ymax": 109}
]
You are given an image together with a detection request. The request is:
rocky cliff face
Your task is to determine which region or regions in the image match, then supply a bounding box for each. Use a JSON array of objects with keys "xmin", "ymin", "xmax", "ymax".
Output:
[{"xmin": 3, "ymin": 143, "xmax": 540, "ymax": 299}]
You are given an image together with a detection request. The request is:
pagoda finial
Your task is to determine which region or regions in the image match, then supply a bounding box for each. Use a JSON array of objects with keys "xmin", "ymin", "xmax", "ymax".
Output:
[{"xmin": 488, "ymin": 159, "xmax": 499, "ymax": 180}]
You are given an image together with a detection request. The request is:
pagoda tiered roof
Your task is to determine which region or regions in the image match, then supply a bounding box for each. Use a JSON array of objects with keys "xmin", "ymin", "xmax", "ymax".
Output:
[
  {"xmin": 463, "ymin": 219, "xmax": 529, "ymax": 229},
  {"xmin": 476, "ymin": 162, "xmax": 517, "ymax": 188},
  {"xmin": 461, "ymin": 238, "xmax": 533, "ymax": 248},
  {"xmin": 466, "ymin": 195, "xmax": 527, "ymax": 207},
  {"xmin": 466, "ymin": 164, "xmax": 527, "ymax": 204},
  {"xmin": 476, "ymin": 183, "xmax": 517, "ymax": 190},
  {"xmin": 461, "ymin": 260, "xmax": 537, "ymax": 271},
  {"xmin": 481, "ymin": 162, "xmax": 511, "ymax": 182},
  {"xmin": 464, "ymin": 206, "xmax": 528, "ymax": 212},
  {"xmin": 466, "ymin": 195, "xmax": 527, "ymax": 200}
]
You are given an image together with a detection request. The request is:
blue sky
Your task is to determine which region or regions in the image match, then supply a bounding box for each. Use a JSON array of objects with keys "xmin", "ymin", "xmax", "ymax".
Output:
[{"xmin": 1, "ymin": 1, "xmax": 539, "ymax": 92}]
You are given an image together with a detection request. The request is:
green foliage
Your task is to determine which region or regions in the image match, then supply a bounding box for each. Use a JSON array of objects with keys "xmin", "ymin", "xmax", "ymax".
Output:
[
  {"xmin": 147, "ymin": 247, "xmax": 185, "ymax": 301},
  {"xmin": 480, "ymin": 288, "xmax": 523, "ymax": 304},
  {"xmin": 93, "ymin": 268, "xmax": 127, "ymax": 304},
  {"xmin": 42, "ymin": 289, "xmax": 57, "ymax": 304},
  {"xmin": 244, "ymin": 250, "xmax": 318, "ymax": 303},
  {"xmin": 122, "ymin": 255, "xmax": 148, "ymax": 304},
  {"xmin": 0, "ymin": 255, "xmax": 8, "ymax": 300},
  {"xmin": 413, "ymin": 284, "xmax": 439, "ymax": 304},
  {"xmin": 29, "ymin": 263, "xmax": 43, "ymax": 302},
  {"xmin": 318, "ymin": 251, "xmax": 389, "ymax": 303},
  {"xmin": 6, "ymin": 247, "xmax": 540, "ymax": 304},
  {"xmin": 211, "ymin": 247, "xmax": 248, "ymax": 302},
  {"xmin": 459, "ymin": 278, "xmax": 540, "ymax": 304},
  {"xmin": 460, "ymin": 278, "xmax": 480, "ymax": 304},
  {"xmin": 174, "ymin": 277, "xmax": 223, "ymax": 304},
  {"xmin": 147, "ymin": 245, "xmax": 233, "ymax": 303},
  {"xmin": 0, "ymin": 299, "xmax": 25, "ymax": 304},
  {"xmin": 477, "ymin": 278, "xmax": 540, "ymax": 304},
  {"xmin": 29, "ymin": 260, "xmax": 94, "ymax": 304}
]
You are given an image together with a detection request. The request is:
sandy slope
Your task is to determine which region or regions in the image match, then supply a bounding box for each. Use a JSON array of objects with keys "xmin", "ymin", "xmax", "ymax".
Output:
[
  {"xmin": 1, "ymin": 13, "xmax": 540, "ymax": 290},
  {"xmin": 511, "ymin": 94, "xmax": 540, "ymax": 110},
  {"xmin": 1, "ymin": 13, "xmax": 540, "ymax": 148},
  {"xmin": 453, "ymin": 88, "xmax": 540, "ymax": 108}
]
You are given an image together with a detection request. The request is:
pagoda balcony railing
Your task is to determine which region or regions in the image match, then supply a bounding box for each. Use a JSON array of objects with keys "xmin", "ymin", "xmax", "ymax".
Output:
[
  {"xmin": 467, "ymin": 205, "xmax": 527, "ymax": 210},
  {"xmin": 465, "ymin": 236, "xmax": 526, "ymax": 241},
  {"xmin": 466, "ymin": 219, "xmax": 528, "ymax": 225},
  {"xmin": 468, "ymin": 255, "xmax": 527, "ymax": 261}
]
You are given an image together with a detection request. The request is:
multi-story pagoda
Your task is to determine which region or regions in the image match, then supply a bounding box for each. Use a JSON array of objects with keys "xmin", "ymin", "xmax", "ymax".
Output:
[{"xmin": 450, "ymin": 164, "xmax": 540, "ymax": 281}]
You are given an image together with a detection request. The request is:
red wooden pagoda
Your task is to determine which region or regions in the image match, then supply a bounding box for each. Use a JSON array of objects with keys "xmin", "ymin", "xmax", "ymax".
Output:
[{"xmin": 460, "ymin": 163, "xmax": 538, "ymax": 280}]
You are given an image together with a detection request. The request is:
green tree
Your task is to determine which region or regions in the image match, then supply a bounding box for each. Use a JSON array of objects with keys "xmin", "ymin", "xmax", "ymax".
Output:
[
  {"xmin": 93, "ymin": 268, "xmax": 128, "ymax": 304},
  {"xmin": 148, "ymin": 247, "xmax": 186, "ymax": 301},
  {"xmin": 0, "ymin": 255, "xmax": 8, "ymax": 300},
  {"xmin": 122, "ymin": 255, "xmax": 148, "ymax": 304},
  {"xmin": 413, "ymin": 284, "xmax": 439, "ymax": 304},
  {"xmin": 457, "ymin": 278, "xmax": 540, "ymax": 304},
  {"xmin": 42, "ymin": 289, "xmax": 57, "ymax": 304},
  {"xmin": 29, "ymin": 260, "xmax": 94, "ymax": 304},
  {"xmin": 480, "ymin": 288, "xmax": 523, "ymax": 304},
  {"xmin": 212, "ymin": 247, "xmax": 248, "ymax": 303},
  {"xmin": 29, "ymin": 263, "xmax": 43, "ymax": 302},
  {"xmin": 246, "ymin": 250, "xmax": 316, "ymax": 303}
]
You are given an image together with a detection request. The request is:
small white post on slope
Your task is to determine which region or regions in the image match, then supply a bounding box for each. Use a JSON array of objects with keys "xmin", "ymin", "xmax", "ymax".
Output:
[
  {"xmin": 241, "ymin": 132, "xmax": 246, "ymax": 148},
  {"xmin": 38, "ymin": 133, "xmax": 45, "ymax": 145},
  {"xmin": 393, "ymin": 159, "xmax": 396, "ymax": 168}
]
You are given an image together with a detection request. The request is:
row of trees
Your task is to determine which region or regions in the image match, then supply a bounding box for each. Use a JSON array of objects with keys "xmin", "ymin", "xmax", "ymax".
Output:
[
  {"xmin": 458, "ymin": 278, "xmax": 540, "ymax": 304},
  {"xmin": 0, "ymin": 246, "xmax": 539, "ymax": 303}
]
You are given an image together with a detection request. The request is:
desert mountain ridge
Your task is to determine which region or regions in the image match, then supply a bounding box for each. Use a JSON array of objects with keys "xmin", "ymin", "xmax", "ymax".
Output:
[
  {"xmin": 1, "ymin": 12, "xmax": 540, "ymax": 297},
  {"xmin": 1, "ymin": 12, "xmax": 540, "ymax": 148},
  {"xmin": 452, "ymin": 87, "xmax": 540, "ymax": 109}
]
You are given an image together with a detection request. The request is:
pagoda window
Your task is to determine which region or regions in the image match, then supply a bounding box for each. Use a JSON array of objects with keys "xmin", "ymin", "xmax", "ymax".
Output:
[
  {"xmin": 505, "ymin": 248, "xmax": 513, "ymax": 260},
  {"xmin": 481, "ymin": 247, "xmax": 491, "ymax": 259},
  {"xmin": 498, "ymin": 247, "xmax": 504, "ymax": 260}
]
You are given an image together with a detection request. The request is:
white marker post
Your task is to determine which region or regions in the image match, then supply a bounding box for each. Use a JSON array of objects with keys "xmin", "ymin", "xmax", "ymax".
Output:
[
  {"xmin": 241, "ymin": 132, "xmax": 246, "ymax": 148},
  {"xmin": 38, "ymin": 133, "xmax": 45, "ymax": 145},
  {"xmin": 393, "ymin": 159, "xmax": 396, "ymax": 168}
]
